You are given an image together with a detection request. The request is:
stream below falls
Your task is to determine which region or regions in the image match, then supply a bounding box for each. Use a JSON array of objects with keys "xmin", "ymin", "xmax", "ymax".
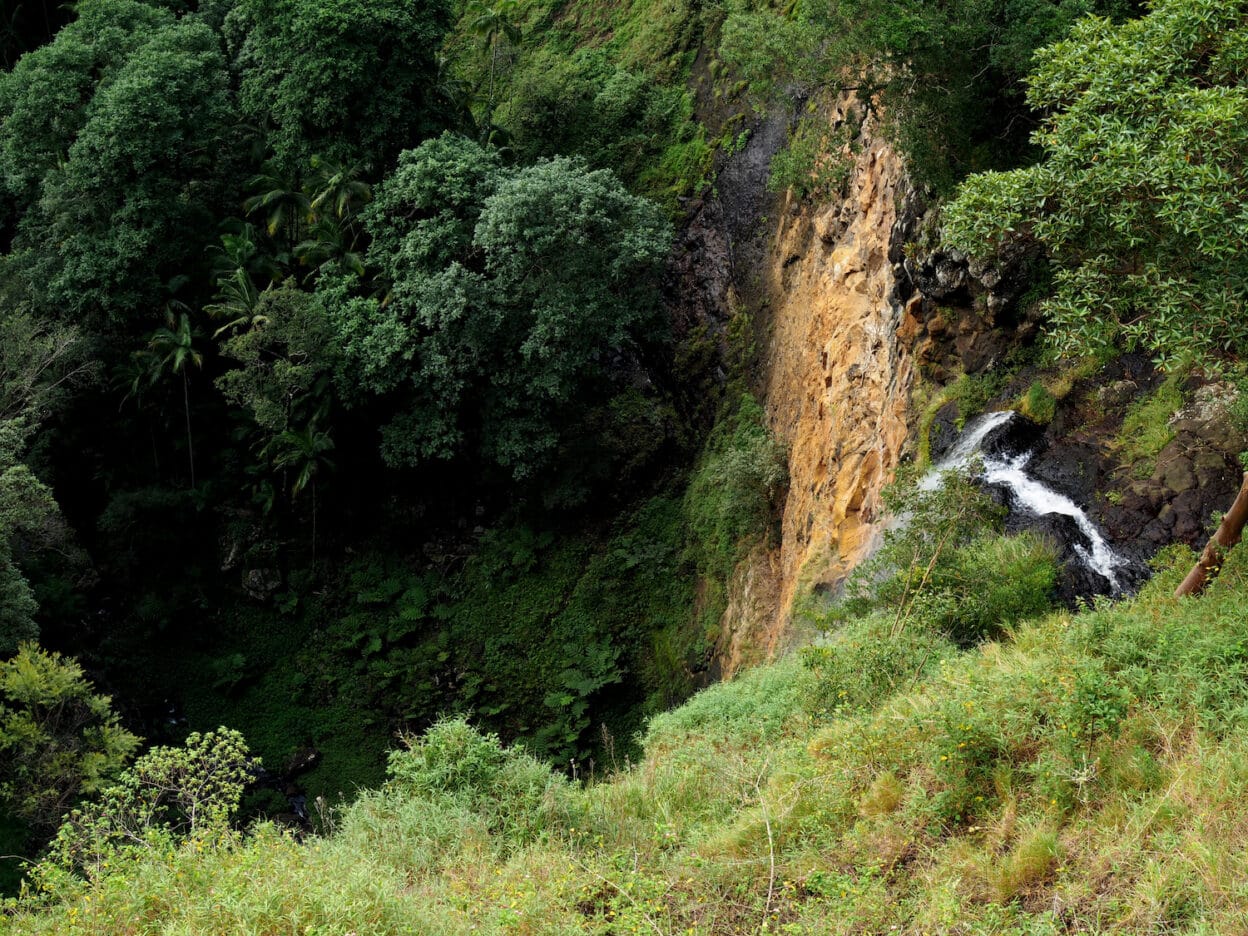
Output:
[{"xmin": 922, "ymin": 410, "xmax": 1134, "ymax": 596}]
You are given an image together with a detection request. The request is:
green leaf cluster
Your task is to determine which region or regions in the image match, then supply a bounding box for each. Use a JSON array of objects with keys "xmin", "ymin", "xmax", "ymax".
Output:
[
  {"xmin": 334, "ymin": 133, "xmax": 672, "ymax": 478},
  {"xmin": 945, "ymin": 0, "xmax": 1248, "ymax": 366},
  {"xmin": 34, "ymin": 728, "xmax": 250, "ymax": 886},
  {"xmin": 226, "ymin": 0, "xmax": 453, "ymax": 172},
  {"xmin": 0, "ymin": 645, "xmax": 139, "ymax": 832},
  {"xmin": 385, "ymin": 716, "xmax": 570, "ymax": 846},
  {"xmin": 829, "ymin": 471, "xmax": 1058, "ymax": 646},
  {"xmin": 0, "ymin": 0, "xmax": 235, "ymax": 327}
]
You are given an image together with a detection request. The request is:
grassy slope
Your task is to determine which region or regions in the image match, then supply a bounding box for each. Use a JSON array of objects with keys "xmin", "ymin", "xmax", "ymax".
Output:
[{"xmin": 11, "ymin": 543, "xmax": 1248, "ymax": 934}]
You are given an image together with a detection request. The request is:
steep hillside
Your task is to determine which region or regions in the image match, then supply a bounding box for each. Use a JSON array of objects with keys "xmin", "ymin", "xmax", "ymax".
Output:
[
  {"xmin": 707, "ymin": 97, "xmax": 914, "ymax": 670},
  {"xmin": 6, "ymin": 0, "xmax": 1248, "ymax": 929},
  {"xmin": 10, "ymin": 546, "xmax": 1248, "ymax": 933}
]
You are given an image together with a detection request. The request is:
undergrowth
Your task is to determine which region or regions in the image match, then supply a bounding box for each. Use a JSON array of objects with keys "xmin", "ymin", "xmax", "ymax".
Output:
[
  {"xmin": 1116, "ymin": 369, "xmax": 1189, "ymax": 476},
  {"xmin": 15, "ymin": 539, "xmax": 1248, "ymax": 933},
  {"xmin": 16, "ymin": 465, "xmax": 1248, "ymax": 932}
]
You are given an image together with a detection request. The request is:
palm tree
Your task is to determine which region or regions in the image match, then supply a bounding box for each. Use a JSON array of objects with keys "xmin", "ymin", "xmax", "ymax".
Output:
[
  {"xmin": 146, "ymin": 307, "xmax": 204, "ymax": 488},
  {"xmin": 294, "ymin": 214, "xmax": 367, "ymax": 281},
  {"xmin": 243, "ymin": 163, "xmax": 311, "ymax": 254},
  {"xmin": 468, "ymin": 0, "xmax": 522, "ymax": 134},
  {"xmin": 263, "ymin": 423, "xmax": 335, "ymax": 563},
  {"xmin": 205, "ymin": 226, "xmax": 278, "ymax": 337},
  {"xmin": 205, "ymin": 268, "xmax": 266, "ymax": 338},
  {"xmin": 307, "ymin": 157, "xmax": 371, "ymax": 222},
  {"xmin": 208, "ymin": 224, "xmax": 280, "ymax": 284}
]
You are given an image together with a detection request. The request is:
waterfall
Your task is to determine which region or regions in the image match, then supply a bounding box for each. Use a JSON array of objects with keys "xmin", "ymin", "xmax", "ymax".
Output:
[
  {"xmin": 923, "ymin": 411, "xmax": 1129, "ymax": 592},
  {"xmin": 918, "ymin": 410, "xmax": 1015, "ymax": 491}
]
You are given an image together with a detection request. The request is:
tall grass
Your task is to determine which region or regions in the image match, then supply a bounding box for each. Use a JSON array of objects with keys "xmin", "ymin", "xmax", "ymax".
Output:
[{"xmin": 12, "ymin": 544, "xmax": 1248, "ymax": 933}]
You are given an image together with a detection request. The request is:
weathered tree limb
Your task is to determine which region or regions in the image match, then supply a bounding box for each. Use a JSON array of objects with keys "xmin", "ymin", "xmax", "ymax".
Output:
[{"xmin": 1175, "ymin": 471, "xmax": 1248, "ymax": 598}]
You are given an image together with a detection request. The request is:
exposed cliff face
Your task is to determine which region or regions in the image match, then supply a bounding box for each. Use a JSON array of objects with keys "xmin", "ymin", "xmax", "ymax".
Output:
[
  {"xmin": 702, "ymin": 101, "xmax": 1247, "ymax": 676},
  {"xmin": 716, "ymin": 101, "xmax": 917, "ymax": 671},
  {"xmin": 762, "ymin": 108, "xmax": 913, "ymax": 646}
]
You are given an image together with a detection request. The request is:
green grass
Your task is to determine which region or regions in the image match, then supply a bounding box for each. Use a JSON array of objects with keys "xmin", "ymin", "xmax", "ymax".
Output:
[
  {"xmin": 1117, "ymin": 369, "xmax": 1189, "ymax": 476},
  {"xmin": 1018, "ymin": 380, "xmax": 1057, "ymax": 424},
  {"xmin": 16, "ymin": 535, "xmax": 1248, "ymax": 932}
]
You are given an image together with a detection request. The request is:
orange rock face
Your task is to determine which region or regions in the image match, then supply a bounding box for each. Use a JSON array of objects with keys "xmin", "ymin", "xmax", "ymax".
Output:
[{"xmin": 718, "ymin": 104, "xmax": 915, "ymax": 673}]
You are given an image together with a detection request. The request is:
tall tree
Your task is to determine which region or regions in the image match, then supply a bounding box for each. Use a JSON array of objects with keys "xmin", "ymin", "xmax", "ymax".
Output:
[
  {"xmin": 467, "ymin": 0, "xmax": 521, "ymax": 136},
  {"xmin": 0, "ymin": 0, "xmax": 169, "ymax": 212},
  {"xmin": 944, "ymin": 0, "xmax": 1248, "ymax": 367},
  {"xmin": 226, "ymin": 0, "xmax": 454, "ymax": 174},
  {"xmin": 332, "ymin": 134, "xmax": 672, "ymax": 478},
  {"xmin": 2, "ymin": 9, "xmax": 234, "ymax": 329},
  {"xmin": 144, "ymin": 309, "xmax": 204, "ymax": 488}
]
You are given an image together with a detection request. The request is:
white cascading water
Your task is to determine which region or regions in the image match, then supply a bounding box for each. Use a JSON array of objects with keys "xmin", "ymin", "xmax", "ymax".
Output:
[{"xmin": 921, "ymin": 411, "xmax": 1128, "ymax": 591}]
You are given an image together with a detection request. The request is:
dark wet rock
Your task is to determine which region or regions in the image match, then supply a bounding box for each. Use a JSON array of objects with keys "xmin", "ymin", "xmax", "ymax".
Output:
[
  {"xmin": 243, "ymin": 567, "xmax": 281, "ymax": 600},
  {"xmin": 1156, "ymin": 503, "xmax": 1175, "ymax": 528},
  {"xmin": 1006, "ymin": 510, "xmax": 1089, "ymax": 554},
  {"xmin": 908, "ymin": 250, "xmax": 970, "ymax": 301},
  {"xmin": 663, "ymin": 107, "xmax": 789, "ymax": 415},
  {"xmin": 980, "ymin": 416, "xmax": 1041, "ymax": 459},
  {"xmin": 1030, "ymin": 442, "xmax": 1101, "ymax": 503},
  {"xmin": 1155, "ymin": 455, "xmax": 1197, "ymax": 494},
  {"xmin": 956, "ymin": 329, "xmax": 1010, "ymax": 373},
  {"xmin": 927, "ymin": 402, "xmax": 963, "ymax": 462},
  {"xmin": 1193, "ymin": 450, "xmax": 1233, "ymax": 478}
]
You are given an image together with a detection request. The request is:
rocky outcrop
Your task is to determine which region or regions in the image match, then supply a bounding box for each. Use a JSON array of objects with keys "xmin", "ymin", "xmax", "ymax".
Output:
[
  {"xmin": 1053, "ymin": 365, "xmax": 1246, "ymax": 569},
  {"xmin": 715, "ymin": 98, "xmax": 916, "ymax": 669},
  {"xmin": 761, "ymin": 106, "xmax": 912, "ymax": 647},
  {"xmin": 702, "ymin": 94, "xmax": 1246, "ymax": 672},
  {"xmin": 894, "ymin": 236, "xmax": 1044, "ymax": 381}
]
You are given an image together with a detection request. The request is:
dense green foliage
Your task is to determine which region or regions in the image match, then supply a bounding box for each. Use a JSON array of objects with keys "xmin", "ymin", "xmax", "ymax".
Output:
[
  {"xmin": 342, "ymin": 133, "xmax": 672, "ymax": 477},
  {"xmin": 13, "ymin": 547, "xmax": 1248, "ymax": 931},
  {"xmin": 945, "ymin": 0, "xmax": 1248, "ymax": 366},
  {"xmin": 0, "ymin": 646, "xmax": 138, "ymax": 832},
  {"xmin": 5, "ymin": 0, "xmax": 1245, "ymax": 922},
  {"xmin": 227, "ymin": 0, "xmax": 453, "ymax": 172},
  {"xmin": 311, "ymin": 500, "xmax": 700, "ymax": 763},
  {"xmin": 0, "ymin": 0, "xmax": 718, "ymax": 872},
  {"xmin": 0, "ymin": 310, "xmax": 91, "ymax": 653},
  {"xmin": 500, "ymin": 48, "xmax": 713, "ymax": 205},
  {"xmin": 0, "ymin": 426, "xmax": 59, "ymax": 652},
  {"xmin": 829, "ymin": 472, "xmax": 1059, "ymax": 646},
  {"xmin": 1, "ymin": 0, "xmax": 236, "ymax": 327},
  {"xmin": 721, "ymin": 0, "xmax": 1139, "ymax": 192},
  {"xmin": 683, "ymin": 393, "xmax": 787, "ymax": 582}
]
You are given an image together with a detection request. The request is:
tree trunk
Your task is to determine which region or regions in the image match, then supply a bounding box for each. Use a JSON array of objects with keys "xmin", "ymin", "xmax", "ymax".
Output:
[
  {"xmin": 182, "ymin": 370, "xmax": 196, "ymax": 489},
  {"xmin": 1174, "ymin": 471, "xmax": 1248, "ymax": 597},
  {"xmin": 485, "ymin": 38, "xmax": 498, "ymax": 139}
]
